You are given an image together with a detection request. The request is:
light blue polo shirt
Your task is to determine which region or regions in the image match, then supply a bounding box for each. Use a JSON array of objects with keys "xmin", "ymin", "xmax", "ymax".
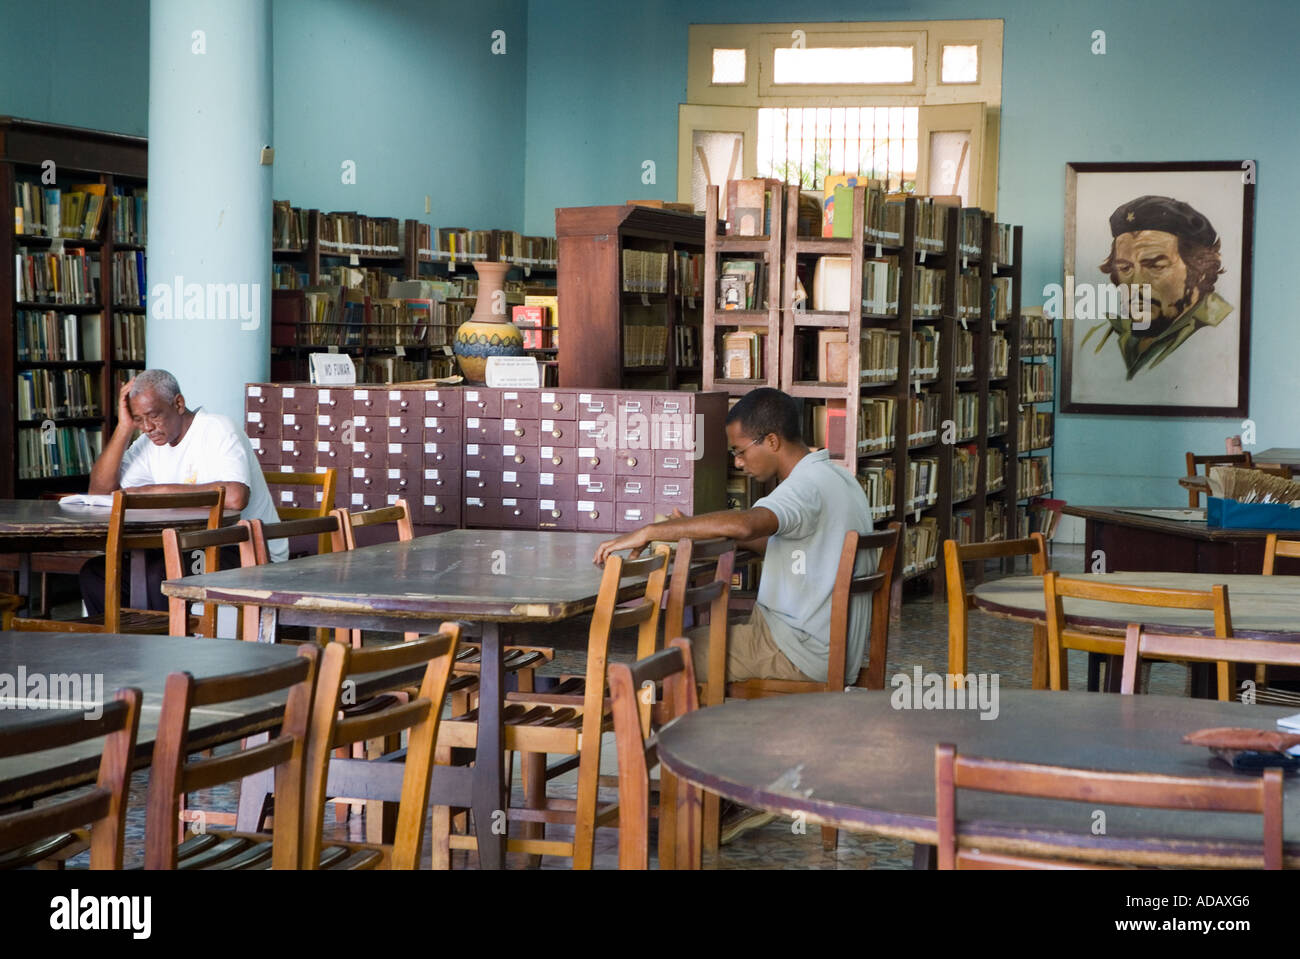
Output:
[{"xmin": 753, "ymin": 449, "xmax": 876, "ymax": 684}]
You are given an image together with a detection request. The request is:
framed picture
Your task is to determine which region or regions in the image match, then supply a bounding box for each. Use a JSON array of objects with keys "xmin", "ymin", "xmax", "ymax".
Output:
[{"xmin": 1061, "ymin": 161, "xmax": 1254, "ymax": 417}]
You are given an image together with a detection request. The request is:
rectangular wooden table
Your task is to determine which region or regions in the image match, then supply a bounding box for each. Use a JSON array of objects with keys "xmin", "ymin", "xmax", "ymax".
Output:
[
  {"xmin": 1064, "ymin": 504, "xmax": 1294, "ymax": 576},
  {"xmin": 162, "ymin": 528, "xmax": 629, "ymax": 870},
  {"xmin": 1252, "ymin": 448, "xmax": 1300, "ymax": 476}
]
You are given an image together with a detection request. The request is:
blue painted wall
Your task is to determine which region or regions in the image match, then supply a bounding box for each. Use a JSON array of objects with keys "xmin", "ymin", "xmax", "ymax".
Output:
[{"xmin": 523, "ymin": 0, "xmax": 1300, "ymax": 514}]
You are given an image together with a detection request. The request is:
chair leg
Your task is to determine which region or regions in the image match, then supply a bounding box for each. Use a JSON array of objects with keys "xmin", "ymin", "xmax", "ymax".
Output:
[
  {"xmin": 702, "ymin": 791, "xmax": 721, "ymax": 853},
  {"xmin": 572, "ymin": 738, "xmax": 602, "ymax": 870},
  {"xmin": 820, "ymin": 825, "xmax": 838, "ymax": 851},
  {"xmin": 431, "ymin": 745, "xmax": 453, "ymax": 869},
  {"xmin": 520, "ymin": 751, "xmax": 546, "ymax": 868}
]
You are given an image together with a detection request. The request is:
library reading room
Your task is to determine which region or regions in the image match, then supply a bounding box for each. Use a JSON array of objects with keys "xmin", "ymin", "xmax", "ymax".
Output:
[{"xmin": 1, "ymin": 0, "xmax": 1295, "ymax": 935}]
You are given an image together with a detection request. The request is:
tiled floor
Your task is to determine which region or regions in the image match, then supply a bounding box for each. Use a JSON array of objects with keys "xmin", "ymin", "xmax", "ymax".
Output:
[{"xmin": 60, "ymin": 542, "xmax": 1198, "ymax": 869}]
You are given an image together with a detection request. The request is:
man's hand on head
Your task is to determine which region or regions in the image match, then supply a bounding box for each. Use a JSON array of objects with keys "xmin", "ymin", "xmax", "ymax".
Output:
[
  {"xmin": 593, "ymin": 527, "xmax": 652, "ymax": 566},
  {"xmin": 116, "ymin": 378, "xmax": 136, "ymax": 429}
]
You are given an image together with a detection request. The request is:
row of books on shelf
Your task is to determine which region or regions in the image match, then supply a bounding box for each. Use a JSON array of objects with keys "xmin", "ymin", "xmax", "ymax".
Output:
[
  {"xmin": 903, "ymin": 517, "xmax": 940, "ymax": 575},
  {"xmin": 494, "ymin": 231, "xmax": 558, "ymax": 265},
  {"xmin": 952, "ymin": 445, "xmax": 979, "ymax": 501},
  {"xmin": 908, "ymin": 392, "xmax": 940, "ymax": 447},
  {"xmin": 1021, "ymin": 362, "xmax": 1054, "ymax": 402},
  {"xmin": 1018, "ymin": 455, "xmax": 1053, "ymax": 497},
  {"xmin": 272, "ymin": 201, "xmax": 310, "ymax": 251},
  {"xmin": 989, "ymin": 333, "xmax": 1009, "ymax": 378},
  {"xmin": 285, "ymin": 288, "xmax": 468, "ymax": 348},
  {"xmin": 912, "ymin": 326, "xmax": 939, "ymax": 378},
  {"xmin": 906, "ymin": 456, "xmax": 940, "ymax": 507},
  {"xmin": 988, "ymin": 390, "xmax": 1009, "ymax": 435},
  {"xmin": 953, "ymin": 393, "xmax": 979, "ymax": 443},
  {"xmin": 623, "ymin": 325, "xmax": 668, "ymax": 368},
  {"xmin": 318, "ymin": 211, "xmax": 401, "ymax": 256},
  {"xmin": 14, "ymin": 248, "xmax": 98, "ymax": 304},
  {"xmin": 1018, "ymin": 411, "xmax": 1054, "ymax": 451},
  {"xmin": 860, "ymin": 329, "xmax": 899, "ymax": 384},
  {"xmin": 857, "ymin": 397, "xmax": 895, "ymax": 452},
  {"xmin": 115, "ymin": 313, "xmax": 146, "ymax": 362},
  {"xmin": 17, "ymin": 368, "xmax": 100, "ymax": 419},
  {"xmin": 512, "ymin": 303, "xmax": 559, "ymax": 350},
  {"xmin": 16, "ymin": 310, "xmax": 102, "ymax": 362},
  {"xmin": 111, "ymin": 250, "xmax": 146, "ymax": 307},
  {"xmin": 960, "ymin": 273, "xmax": 1014, "ymax": 321},
  {"xmin": 987, "ymin": 448, "xmax": 1006, "ymax": 491},
  {"xmin": 13, "ymin": 183, "xmax": 147, "ymax": 244},
  {"xmin": 17, "ymin": 425, "xmax": 102, "ymax": 480},
  {"xmin": 622, "ymin": 249, "xmax": 670, "ymax": 294},
  {"xmin": 718, "ymin": 259, "xmax": 768, "ymax": 311},
  {"xmin": 272, "ymin": 263, "xmax": 310, "ymax": 290},
  {"xmin": 953, "ymin": 503, "xmax": 1009, "ymax": 546},
  {"xmin": 721, "ymin": 330, "xmax": 765, "ymax": 379},
  {"xmin": 1020, "ymin": 310, "xmax": 1055, "ymax": 356},
  {"xmin": 675, "ymin": 251, "xmax": 704, "ymax": 298},
  {"xmin": 856, "ymin": 458, "xmax": 894, "ymax": 517}
]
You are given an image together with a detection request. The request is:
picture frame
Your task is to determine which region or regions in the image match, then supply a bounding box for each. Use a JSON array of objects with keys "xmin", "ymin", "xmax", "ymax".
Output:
[{"xmin": 1061, "ymin": 161, "xmax": 1254, "ymax": 417}]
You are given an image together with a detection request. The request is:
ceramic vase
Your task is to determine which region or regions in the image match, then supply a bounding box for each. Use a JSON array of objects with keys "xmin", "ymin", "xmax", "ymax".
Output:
[{"xmin": 453, "ymin": 260, "xmax": 523, "ymax": 383}]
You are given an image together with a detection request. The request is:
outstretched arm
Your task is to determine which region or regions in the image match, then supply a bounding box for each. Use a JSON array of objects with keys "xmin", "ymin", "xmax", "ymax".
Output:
[
  {"xmin": 593, "ymin": 507, "xmax": 778, "ymax": 565},
  {"xmin": 119, "ymin": 480, "xmax": 250, "ymax": 510}
]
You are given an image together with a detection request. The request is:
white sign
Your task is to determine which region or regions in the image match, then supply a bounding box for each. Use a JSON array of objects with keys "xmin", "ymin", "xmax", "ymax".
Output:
[
  {"xmin": 309, "ymin": 353, "xmax": 356, "ymax": 385},
  {"xmin": 485, "ymin": 356, "xmax": 540, "ymax": 389}
]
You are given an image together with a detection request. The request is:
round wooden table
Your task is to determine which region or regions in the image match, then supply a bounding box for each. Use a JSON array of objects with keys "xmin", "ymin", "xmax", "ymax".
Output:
[
  {"xmin": 656, "ymin": 690, "xmax": 1300, "ymax": 867},
  {"xmin": 972, "ymin": 572, "xmax": 1300, "ymax": 642}
]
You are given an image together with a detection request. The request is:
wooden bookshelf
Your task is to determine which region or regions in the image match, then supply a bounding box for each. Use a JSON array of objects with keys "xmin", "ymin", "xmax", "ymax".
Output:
[
  {"xmin": 555, "ymin": 204, "xmax": 709, "ymax": 390},
  {"xmin": 1, "ymin": 117, "xmax": 148, "ymax": 497}
]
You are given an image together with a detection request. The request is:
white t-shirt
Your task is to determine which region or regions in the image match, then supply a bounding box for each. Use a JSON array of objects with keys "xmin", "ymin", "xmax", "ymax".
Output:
[{"xmin": 119, "ymin": 409, "xmax": 287, "ymax": 562}]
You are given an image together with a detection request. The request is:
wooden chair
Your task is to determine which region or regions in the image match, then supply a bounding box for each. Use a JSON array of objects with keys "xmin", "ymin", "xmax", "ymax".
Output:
[
  {"xmin": 300, "ymin": 627, "xmax": 461, "ymax": 869},
  {"xmin": 1120, "ymin": 623, "xmax": 1300, "ymax": 702},
  {"xmin": 263, "ymin": 467, "xmax": 337, "ymax": 555},
  {"xmin": 1262, "ymin": 534, "xmax": 1300, "ymax": 575},
  {"xmin": 433, "ymin": 546, "xmax": 671, "ymax": 870},
  {"xmin": 161, "ymin": 521, "xmax": 259, "ymax": 638},
  {"xmin": 944, "ymin": 533, "xmax": 1048, "ymax": 687},
  {"xmin": 661, "ymin": 537, "xmax": 734, "ymax": 852},
  {"xmin": 144, "ymin": 644, "xmax": 320, "ymax": 870},
  {"xmin": 1185, "ymin": 451, "xmax": 1253, "ymax": 507},
  {"xmin": 11, "ymin": 489, "xmax": 224, "ymax": 635},
  {"xmin": 0, "ymin": 688, "xmax": 141, "ymax": 870},
  {"xmin": 935, "ymin": 742, "xmax": 1283, "ymax": 869},
  {"xmin": 608, "ymin": 638, "xmax": 701, "ymax": 870},
  {"xmin": 1042, "ymin": 571, "xmax": 1233, "ymax": 696}
]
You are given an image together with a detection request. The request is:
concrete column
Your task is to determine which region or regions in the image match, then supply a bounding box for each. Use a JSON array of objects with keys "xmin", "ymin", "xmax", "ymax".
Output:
[{"xmin": 147, "ymin": 0, "xmax": 271, "ymax": 422}]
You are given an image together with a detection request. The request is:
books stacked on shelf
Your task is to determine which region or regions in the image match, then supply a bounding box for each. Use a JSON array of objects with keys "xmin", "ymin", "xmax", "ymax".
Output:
[
  {"xmin": 952, "ymin": 443, "xmax": 979, "ymax": 502},
  {"xmin": 991, "ymin": 276, "xmax": 1012, "ymax": 323},
  {"xmin": 990, "ymin": 222, "xmax": 1014, "ymax": 266},
  {"xmin": 912, "ymin": 266, "xmax": 945, "ymax": 317},
  {"xmin": 513, "ymin": 305, "xmax": 549, "ymax": 349},
  {"xmin": 324, "ymin": 264, "xmax": 393, "ymax": 298},
  {"xmin": 825, "ymin": 179, "xmax": 904, "ymax": 242},
  {"xmin": 16, "ymin": 310, "xmax": 102, "ymax": 361},
  {"xmin": 17, "ymin": 425, "xmax": 102, "ymax": 479},
  {"xmin": 721, "ymin": 330, "xmax": 765, "ymax": 379},
  {"xmin": 957, "ymin": 272, "xmax": 981, "ymax": 319},
  {"xmin": 1017, "ymin": 506, "xmax": 1030, "ymax": 539},
  {"xmin": 319, "ymin": 212, "xmax": 401, "ymax": 256},
  {"xmin": 955, "ymin": 329, "xmax": 975, "ymax": 379},
  {"xmin": 404, "ymin": 299, "xmax": 452, "ymax": 348},
  {"xmin": 1020, "ymin": 309, "xmax": 1055, "ymax": 355},
  {"xmin": 272, "ymin": 201, "xmax": 309, "ymax": 250},
  {"xmin": 953, "ymin": 391, "xmax": 979, "ymax": 442},
  {"xmin": 860, "ymin": 329, "xmax": 900, "ymax": 384},
  {"xmin": 11, "ymin": 183, "xmax": 106, "ymax": 239},
  {"xmin": 111, "ymin": 251, "xmax": 146, "ymax": 307},
  {"xmin": 113, "ymin": 313, "xmax": 145, "ymax": 361},
  {"xmin": 1019, "ymin": 454, "xmax": 1053, "ymax": 498},
  {"xmin": 904, "ymin": 516, "xmax": 940, "ymax": 575},
  {"xmin": 984, "ymin": 501, "xmax": 1008, "ymax": 541},
  {"xmin": 953, "ymin": 509, "xmax": 975, "ymax": 545},
  {"xmin": 1018, "ymin": 410, "xmax": 1054, "ymax": 451},
  {"xmin": 811, "ymin": 404, "xmax": 845, "ymax": 452},
  {"xmin": 17, "ymin": 368, "xmax": 100, "ymax": 418},
  {"xmin": 675, "ymin": 251, "xmax": 704, "ymax": 297},
  {"xmin": 861, "ymin": 255, "xmax": 900, "ymax": 315},
  {"xmin": 111, "ymin": 186, "xmax": 147, "ymax": 245},
  {"xmin": 987, "ymin": 390, "xmax": 1008, "ymax": 436},
  {"xmin": 718, "ymin": 259, "xmax": 765, "ymax": 310},
  {"xmin": 495, "ymin": 231, "xmax": 558, "ymax": 266},
  {"xmin": 523, "ymin": 294, "xmax": 559, "ymax": 350},
  {"xmin": 990, "ymin": 332, "xmax": 1009, "ymax": 377},
  {"xmin": 272, "ymin": 263, "xmax": 309, "ymax": 290},
  {"xmin": 911, "ymin": 325, "xmax": 940, "ymax": 378},
  {"xmin": 858, "ymin": 397, "xmax": 896, "ymax": 453},
  {"xmin": 15, "ymin": 247, "xmax": 98, "ymax": 304},
  {"xmin": 726, "ymin": 177, "xmax": 782, "ymax": 236},
  {"xmin": 906, "ymin": 456, "xmax": 939, "ymax": 510},
  {"xmin": 1021, "ymin": 363, "xmax": 1054, "ymax": 402},
  {"xmin": 857, "ymin": 457, "xmax": 895, "ymax": 519},
  {"xmin": 907, "ymin": 392, "xmax": 940, "ymax": 447},
  {"xmin": 674, "ymin": 324, "xmax": 700, "ymax": 368},
  {"xmin": 359, "ymin": 355, "xmax": 426, "ymax": 383},
  {"xmin": 624, "ymin": 325, "xmax": 668, "ymax": 367},
  {"xmin": 986, "ymin": 447, "xmax": 1006, "ymax": 492},
  {"xmin": 434, "ymin": 227, "xmax": 492, "ymax": 262},
  {"xmin": 621, "ymin": 249, "xmax": 669, "ymax": 293},
  {"xmin": 912, "ymin": 196, "xmax": 955, "ymax": 253},
  {"xmin": 367, "ymin": 298, "xmax": 430, "ymax": 347},
  {"xmin": 959, "ymin": 209, "xmax": 984, "ymax": 256},
  {"xmin": 1027, "ymin": 498, "xmax": 1064, "ymax": 539}
]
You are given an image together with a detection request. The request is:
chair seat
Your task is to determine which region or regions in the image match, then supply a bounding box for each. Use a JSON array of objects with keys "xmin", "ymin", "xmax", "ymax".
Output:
[
  {"xmin": 173, "ymin": 831, "xmax": 384, "ymax": 870},
  {"xmin": 10, "ymin": 608, "xmax": 178, "ymax": 634},
  {"xmin": 0, "ymin": 831, "xmax": 83, "ymax": 869},
  {"xmin": 453, "ymin": 643, "xmax": 553, "ymax": 675}
]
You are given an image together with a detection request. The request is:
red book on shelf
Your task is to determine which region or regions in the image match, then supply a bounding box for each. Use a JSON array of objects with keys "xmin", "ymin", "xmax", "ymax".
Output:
[{"xmin": 512, "ymin": 304, "xmax": 546, "ymax": 349}]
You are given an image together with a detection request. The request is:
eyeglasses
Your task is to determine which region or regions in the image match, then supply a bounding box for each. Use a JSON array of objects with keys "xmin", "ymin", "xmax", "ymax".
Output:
[{"xmin": 729, "ymin": 434, "xmax": 768, "ymax": 459}]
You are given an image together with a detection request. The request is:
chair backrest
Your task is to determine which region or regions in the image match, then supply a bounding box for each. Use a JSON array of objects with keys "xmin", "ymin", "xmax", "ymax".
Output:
[
  {"xmin": 329, "ymin": 499, "xmax": 413, "ymax": 552},
  {"xmin": 0, "ymin": 688, "xmax": 141, "ymax": 869},
  {"xmin": 106, "ymin": 489, "xmax": 224, "ymax": 631},
  {"xmin": 944, "ymin": 533, "xmax": 1047, "ymax": 679},
  {"xmin": 1120, "ymin": 623, "xmax": 1300, "ymax": 701},
  {"xmin": 161, "ymin": 520, "xmax": 258, "ymax": 637},
  {"xmin": 1185, "ymin": 451, "xmax": 1253, "ymax": 506},
  {"xmin": 662, "ymin": 538, "xmax": 735, "ymax": 707},
  {"xmin": 263, "ymin": 468, "xmax": 338, "ymax": 553},
  {"xmin": 832, "ymin": 522, "xmax": 901, "ymax": 690},
  {"xmin": 300, "ymin": 625, "xmax": 461, "ymax": 869},
  {"xmin": 1042, "ymin": 571, "xmax": 1232, "ymax": 693},
  {"xmin": 144, "ymin": 644, "xmax": 319, "ymax": 869},
  {"xmin": 935, "ymin": 742, "xmax": 1283, "ymax": 869},
  {"xmin": 1262, "ymin": 534, "xmax": 1300, "ymax": 575},
  {"xmin": 246, "ymin": 515, "xmax": 342, "ymax": 567},
  {"xmin": 608, "ymin": 638, "xmax": 700, "ymax": 870}
]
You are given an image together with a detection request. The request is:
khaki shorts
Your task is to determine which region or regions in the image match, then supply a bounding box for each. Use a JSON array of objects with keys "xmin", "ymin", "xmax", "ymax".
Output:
[{"xmin": 685, "ymin": 606, "xmax": 815, "ymax": 684}]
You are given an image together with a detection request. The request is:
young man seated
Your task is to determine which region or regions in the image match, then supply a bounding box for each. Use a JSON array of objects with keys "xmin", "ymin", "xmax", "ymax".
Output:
[{"xmin": 80, "ymin": 369, "xmax": 284, "ymax": 614}]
